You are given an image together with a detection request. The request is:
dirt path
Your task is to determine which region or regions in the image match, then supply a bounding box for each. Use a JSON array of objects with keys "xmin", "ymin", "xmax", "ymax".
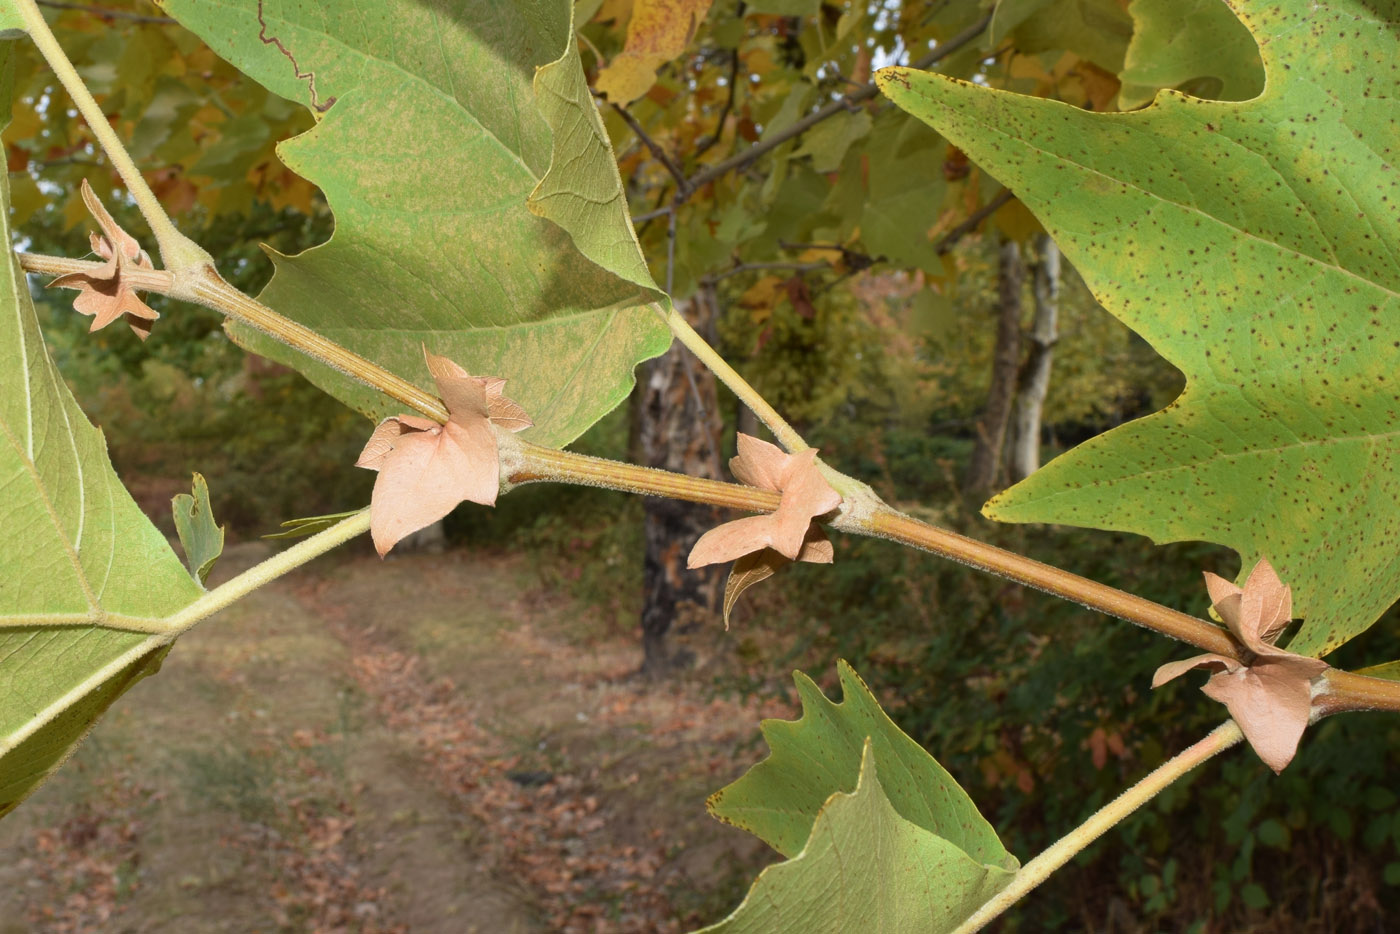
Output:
[{"xmin": 0, "ymin": 543, "xmax": 784, "ymax": 933}]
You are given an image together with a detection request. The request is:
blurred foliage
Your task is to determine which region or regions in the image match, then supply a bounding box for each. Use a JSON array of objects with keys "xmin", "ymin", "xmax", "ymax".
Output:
[{"xmin": 7, "ymin": 0, "xmax": 1392, "ymax": 928}]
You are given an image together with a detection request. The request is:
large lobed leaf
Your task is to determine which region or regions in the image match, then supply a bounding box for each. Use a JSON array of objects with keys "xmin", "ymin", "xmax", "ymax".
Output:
[
  {"xmin": 0, "ymin": 47, "xmax": 201, "ymax": 817},
  {"xmin": 157, "ymin": 0, "xmax": 671, "ymax": 448},
  {"xmin": 709, "ymin": 660, "xmax": 1016, "ymax": 867},
  {"xmin": 879, "ymin": 0, "xmax": 1400, "ymax": 657},
  {"xmin": 701, "ymin": 663, "xmax": 1015, "ymax": 932},
  {"xmin": 697, "ymin": 743, "xmax": 1014, "ymax": 934}
]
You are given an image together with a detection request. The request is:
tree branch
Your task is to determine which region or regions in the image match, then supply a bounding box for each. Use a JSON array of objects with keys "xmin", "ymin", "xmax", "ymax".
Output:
[
  {"xmin": 935, "ymin": 188, "xmax": 1016, "ymax": 254},
  {"xmin": 23, "ymin": 247, "xmax": 1400, "ymax": 716},
  {"xmin": 610, "ymin": 101, "xmax": 687, "ymax": 188},
  {"xmin": 680, "ymin": 12, "xmax": 991, "ymax": 199}
]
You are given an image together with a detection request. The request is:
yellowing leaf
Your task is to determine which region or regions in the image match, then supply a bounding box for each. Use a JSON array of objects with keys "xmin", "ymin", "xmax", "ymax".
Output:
[
  {"xmin": 879, "ymin": 0, "xmax": 1400, "ymax": 657},
  {"xmin": 596, "ymin": 0, "xmax": 714, "ymax": 106},
  {"xmin": 160, "ymin": 0, "xmax": 671, "ymax": 449}
]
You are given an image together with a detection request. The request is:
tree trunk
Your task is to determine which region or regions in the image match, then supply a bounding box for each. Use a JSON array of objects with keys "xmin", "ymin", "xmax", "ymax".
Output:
[
  {"xmin": 1006, "ymin": 234, "xmax": 1061, "ymax": 483},
  {"xmin": 638, "ymin": 287, "xmax": 725, "ymax": 678},
  {"xmin": 964, "ymin": 238, "xmax": 1025, "ymax": 495}
]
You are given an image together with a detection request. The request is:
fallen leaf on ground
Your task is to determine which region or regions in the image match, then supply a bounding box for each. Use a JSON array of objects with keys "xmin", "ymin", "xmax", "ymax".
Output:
[
  {"xmin": 689, "ymin": 434, "xmax": 841, "ymax": 624},
  {"xmin": 49, "ymin": 180, "xmax": 159, "ymax": 339},
  {"xmin": 356, "ymin": 350, "xmax": 531, "ymax": 556},
  {"xmin": 1153, "ymin": 559, "xmax": 1328, "ymax": 772}
]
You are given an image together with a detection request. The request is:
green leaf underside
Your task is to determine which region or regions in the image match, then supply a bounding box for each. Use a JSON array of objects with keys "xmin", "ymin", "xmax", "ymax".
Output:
[
  {"xmin": 0, "ymin": 46, "xmax": 200, "ymax": 818},
  {"xmin": 709, "ymin": 661, "xmax": 1015, "ymax": 870},
  {"xmin": 1117, "ymin": 0, "xmax": 1264, "ymax": 111},
  {"xmin": 529, "ymin": 27, "xmax": 665, "ymax": 299},
  {"xmin": 263, "ymin": 509, "xmax": 363, "ymax": 540},
  {"xmin": 878, "ymin": 0, "xmax": 1400, "ymax": 656},
  {"xmin": 172, "ymin": 472, "xmax": 224, "ymax": 586},
  {"xmin": 1357, "ymin": 661, "xmax": 1400, "ymax": 682},
  {"xmin": 158, "ymin": 0, "xmax": 671, "ymax": 448},
  {"xmin": 695, "ymin": 742, "xmax": 1015, "ymax": 934}
]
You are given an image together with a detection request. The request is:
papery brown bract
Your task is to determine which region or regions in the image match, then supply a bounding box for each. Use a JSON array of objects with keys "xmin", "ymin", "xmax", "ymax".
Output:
[
  {"xmin": 357, "ymin": 351, "xmax": 532, "ymax": 556},
  {"xmin": 1152, "ymin": 559, "xmax": 1328, "ymax": 772},
  {"xmin": 689, "ymin": 434, "xmax": 841, "ymax": 623},
  {"xmin": 49, "ymin": 180, "xmax": 159, "ymax": 339}
]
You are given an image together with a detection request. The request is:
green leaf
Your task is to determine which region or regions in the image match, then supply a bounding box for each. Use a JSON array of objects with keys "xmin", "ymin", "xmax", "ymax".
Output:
[
  {"xmin": 528, "ymin": 25, "xmax": 665, "ymax": 299},
  {"xmin": 744, "ymin": 0, "xmax": 821, "ymax": 14},
  {"xmin": 695, "ymin": 741, "xmax": 1016, "ymax": 934},
  {"xmin": 1118, "ymin": 0, "xmax": 1264, "ymax": 110},
  {"xmin": 263, "ymin": 509, "xmax": 365, "ymax": 541},
  {"xmin": 878, "ymin": 0, "xmax": 1400, "ymax": 657},
  {"xmin": 171, "ymin": 472, "xmax": 225, "ymax": 586},
  {"xmin": 0, "ymin": 49, "xmax": 201, "ymax": 818},
  {"xmin": 857, "ymin": 109, "xmax": 949, "ymax": 275},
  {"xmin": 1357, "ymin": 661, "xmax": 1400, "ymax": 682},
  {"xmin": 709, "ymin": 661, "xmax": 1016, "ymax": 870},
  {"xmin": 158, "ymin": 0, "xmax": 671, "ymax": 448},
  {"xmin": 790, "ymin": 109, "xmax": 872, "ymax": 174}
]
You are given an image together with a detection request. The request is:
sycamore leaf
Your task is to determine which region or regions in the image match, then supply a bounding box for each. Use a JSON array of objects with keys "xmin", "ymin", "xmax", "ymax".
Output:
[
  {"xmin": 49, "ymin": 179, "xmax": 158, "ymax": 340},
  {"xmin": 1357, "ymin": 661, "xmax": 1400, "ymax": 682},
  {"xmin": 171, "ymin": 472, "xmax": 225, "ymax": 587},
  {"xmin": 877, "ymin": 0, "xmax": 1400, "ymax": 657},
  {"xmin": 158, "ymin": 0, "xmax": 671, "ymax": 449},
  {"xmin": 688, "ymin": 434, "xmax": 841, "ymax": 568},
  {"xmin": 710, "ymin": 662, "xmax": 1016, "ymax": 869},
  {"xmin": 1152, "ymin": 560, "xmax": 1327, "ymax": 772},
  {"xmin": 263, "ymin": 509, "xmax": 365, "ymax": 541},
  {"xmin": 356, "ymin": 351, "xmax": 530, "ymax": 556},
  {"xmin": 1117, "ymin": 0, "xmax": 1264, "ymax": 110},
  {"xmin": 595, "ymin": 0, "xmax": 715, "ymax": 106},
  {"xmin": 695, "ymin": 742, "xmax": 1015, "ymax": 934},
  {"xmin": 529, "ymin": 17, "xmax": 668, "ymax": 299},
  {"xmin": 0, "ymin": 51, "xmax": 202, "ymax": 817}
]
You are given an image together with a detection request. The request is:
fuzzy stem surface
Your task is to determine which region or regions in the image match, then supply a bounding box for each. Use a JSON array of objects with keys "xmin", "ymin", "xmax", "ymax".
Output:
[{"xmin": 12, "ymin": 0, "xmax": 211, "ymax": 271}]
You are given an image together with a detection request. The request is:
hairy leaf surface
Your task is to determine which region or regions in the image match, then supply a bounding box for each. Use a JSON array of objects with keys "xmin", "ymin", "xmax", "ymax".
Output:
[
  {"xmin": 158, "ymin": 0, "xmax": 671, "ymax": 447},
  {"xmin": 709, "ymin": 661, "xmax": 1015, "ymax": 869},
  {"xmin": 880, "ymin": 0, "xmax": 1400, "ymax": 656},
  {"xmin": 697, "ymin": 742, "xmax": 1015, "ymax": 933},
  {"xmin": 0, "ymin": 50, "xmax": 200, "ymax": 817}
]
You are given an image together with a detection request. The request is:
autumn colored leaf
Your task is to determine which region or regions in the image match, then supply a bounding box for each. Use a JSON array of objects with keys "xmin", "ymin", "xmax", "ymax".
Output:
[
  {"xmin": 171, "ymin": 472, "xmax": 225, "ymax": 587},
  {"xmin": 596, "ymin": 0, "xmax": 715, "ymax": 106},
  {"xmin": 701, "ymin": 663, "xmax": 1016, "ymax": 932},
  {"xmin": 1153, "ymin": 560, "xmax": 1328, "ymax": 772},
  {"xmin": 356, "ymin": 352, "xmax": 531, "ymax": 557},
  {"xmin": 0, "ymin": 58, "xmax": 202, "ymax": 819},
  {"xmin": 879, "ymin": 0, "xmax": 1400, "ymax": 657},
  {"xmin": 159, "ymin": 0, "xmax": 670, "ymax": 448},
  {"xmin": 49, "ymin": 179, "xmax": 159, "ymax": 339}
]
